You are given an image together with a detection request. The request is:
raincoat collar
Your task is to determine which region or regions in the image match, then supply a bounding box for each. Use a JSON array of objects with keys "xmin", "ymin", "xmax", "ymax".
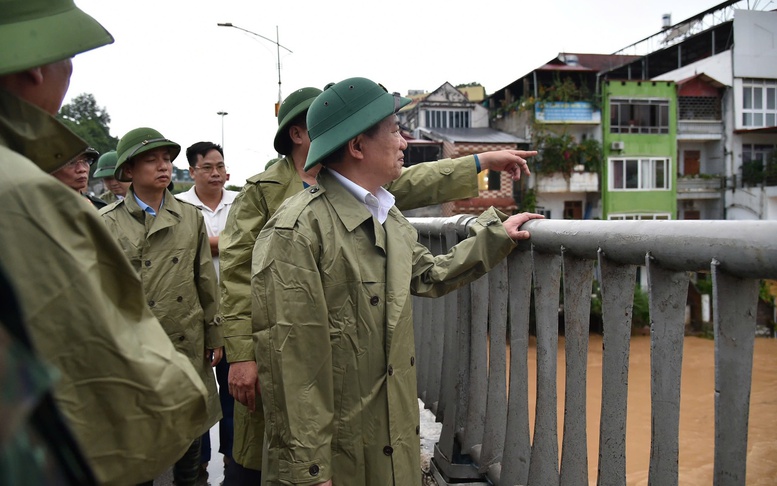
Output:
[
  {"xmin": 317, "ymin": 169, "xmax": 375, "ymax": 233},
  {"xmin": 250, "ymin": 155, "xmax": 299, "ymax": 185},
  {"xmin": 0, "ymin": 88, "xmax": 87, "ymax": 173},
  {"xmin": 125, "ymin": 187, "xmax": 183, "ymax": 236}
]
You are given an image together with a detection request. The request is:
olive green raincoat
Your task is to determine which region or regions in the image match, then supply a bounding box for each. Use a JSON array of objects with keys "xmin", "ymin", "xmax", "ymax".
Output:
[
  {"xmin": 0, "ymin": 88, "xmax": 210, "ymax": 485},
  {"xmin": 100, "ymin": 189, "xmax": 223, "ymax": 431},
  {"xmin": 219, "ymin": 154, "xmax": 482, "ymax": 469},
  {"xmin": 252, "ymin": 169, "xmax": 517, "ymax": 486},
  {"xmin": 98, "ymin": 189, "xmax": 119, "ymax": 204}
]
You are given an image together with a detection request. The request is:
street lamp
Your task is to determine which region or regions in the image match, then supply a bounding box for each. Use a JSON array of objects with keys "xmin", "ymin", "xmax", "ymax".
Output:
[
  {"xmin": 217, "ymin": 111, "xmax": 228, "ymax": 148},
  {"xmin": 217, "ymin": 22, "xmax": 293, "ymax": 116}
]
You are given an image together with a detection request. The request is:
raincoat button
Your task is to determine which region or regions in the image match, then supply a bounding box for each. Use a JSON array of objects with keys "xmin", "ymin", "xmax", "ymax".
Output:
[
  {"xmin": 148, "ymin": 300, "xmax": 155, "ymax": 307},
  {"xmin": 177, "ymin": 296, "xmax": 183, "ymax": 302},
  {"xmin": 442, "ymin": 167, "xmax": 452, "ymax": 174},
  {"xmin": 145, "ymin": 260, "xmax": 151, "ymax": 267},
  {"xmin": 387, "ymin": 365, "xmax": 394, "ymax": 376},
  {"xmin": 309, "ymin": 464, "xmax": 319, "ymax": 476},
  {"xmin": 410, "ymin": 356, "xmax": 415, "ymax": 366},
  {"xmin": 178, "ymin": 335, "xmax": 185, "ymax": 342},
  {"xmin": 310, "ymin": 187, "xmax": 319, "ymax": 193},
  {"xmin": 383, "ymin": 446, "xmax": 394, "ymax": 456},
  {"xmin": 370, "ymin": 296, "xmax": 379, "ymax": 306},
  {"xmin": 172, "ymin": 257, "xmax": 179, "ymax": 264}
]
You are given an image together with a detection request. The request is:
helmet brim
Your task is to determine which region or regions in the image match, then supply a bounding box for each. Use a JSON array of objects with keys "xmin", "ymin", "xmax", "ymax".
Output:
[
  {"xmin": 304, "ymin": 92, "xmax": 410, "ymax": 172},
  {"xmin": 0, "ymin": 1, "xmax": 113, "ymax": 76},
  {"xmin": 115, "ymin": 140, "xmax": 181, "ymax": 182}
]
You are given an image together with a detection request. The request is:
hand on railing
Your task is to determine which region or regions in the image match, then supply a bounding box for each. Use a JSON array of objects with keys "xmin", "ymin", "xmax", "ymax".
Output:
[
  {"xmin": 503, "ymin": 212, "xmax": 545, "ymax": 240},
  {"xmin": 477, "ymin": 149, "xmax": 537, "ymax": 180}
]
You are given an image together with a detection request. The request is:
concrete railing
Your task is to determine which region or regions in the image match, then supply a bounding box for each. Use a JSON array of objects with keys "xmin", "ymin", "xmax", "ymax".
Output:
[{"xmin": 408, "ymin": 217, "xmax": 777, "ymax": 486}]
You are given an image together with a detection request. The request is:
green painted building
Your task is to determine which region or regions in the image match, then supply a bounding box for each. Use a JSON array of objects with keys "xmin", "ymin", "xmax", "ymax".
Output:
[{"xmin": 601, "ymin": 80, "xmax": 678, "ymax": 220}]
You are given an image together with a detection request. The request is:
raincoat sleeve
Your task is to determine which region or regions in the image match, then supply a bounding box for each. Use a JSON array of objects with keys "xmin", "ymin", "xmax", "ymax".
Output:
[
  {"xmin": 195, "ymin": 211, "xmax": 222, "ymax": 349},
  {"xmin": 409, "ymin": 207, "xmax": 518, "ymax": 297},
  {"xmin": 219, "ymin": 184, "xmax": 271, "ymax": 361},
  {"xmin": 386, "ymin": 155, "xmax": 479, "ymax": 210},
  {"xmin": 252, "ymin": 223, "xmax": 334, "ymax": 485}
]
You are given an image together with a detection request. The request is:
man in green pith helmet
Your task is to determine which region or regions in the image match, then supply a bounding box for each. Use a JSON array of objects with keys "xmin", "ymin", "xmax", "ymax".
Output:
[
  {"xmin": 251, "ymin": 77, "xmax": 543, "ymax": 486},
  {"xmin": 94, "ymin": 150, "xmax": 130, "ymax": 203},
  {"xmin": 0, "ymin": 1, "xmax": 210, "ymax": 483},
  {"xmin": 50, "ymin": 146, "xmax": 107, "ymax": 209},
  {"xmin": 99, "ymin": 127, "xmax": 223, "ymax": 486},
  {"xmin": 219, "ymin": 83, "xmax": 538, "ymax": 483}
]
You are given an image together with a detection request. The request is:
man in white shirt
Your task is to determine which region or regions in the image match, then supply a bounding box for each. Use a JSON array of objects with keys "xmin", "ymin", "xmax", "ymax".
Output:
[
  {"xmin": 176, "ymin": 141, "xmax": 238, "ymax": 483},
  {"xmin": 177, "ymin": 142, "xmax": 238, "ymax": 276}
]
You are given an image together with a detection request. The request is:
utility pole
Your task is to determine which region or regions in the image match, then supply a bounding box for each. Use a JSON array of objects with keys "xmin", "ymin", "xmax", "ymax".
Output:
[{"xmin": 217, "ymin": 22, "xmax": 292, "ymax": 116}]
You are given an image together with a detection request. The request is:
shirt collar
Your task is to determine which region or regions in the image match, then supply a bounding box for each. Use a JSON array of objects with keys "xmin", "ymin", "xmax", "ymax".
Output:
[
  {"xmin": 133, "ymin": 192, "xmax": 164, "ymax": 217},
  {"xmin": 328, "ymin": 168, "xmax": 395, "ymax": 224}
]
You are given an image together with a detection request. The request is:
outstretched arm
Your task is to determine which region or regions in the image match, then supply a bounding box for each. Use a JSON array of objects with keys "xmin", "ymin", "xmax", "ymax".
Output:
[{"xmin": 477, "ymin": 149, "xmax": 536, "ymax": 180}]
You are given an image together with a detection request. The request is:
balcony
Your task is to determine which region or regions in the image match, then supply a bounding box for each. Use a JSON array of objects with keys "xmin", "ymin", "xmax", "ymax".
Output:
[
  {"xmin": 677, "ymin": 120, "xmax": 724, "ymax": 140},
  {"xmin": 534, "ymin": 102, "xmax": 601, "ymax": 124},
  {"xmin": 536, "ymin": 170, "xmax": 598, "ymax": 193},
  {"xmin": 676, "ymin": 175, "xmax": 724, "ymax": 199},
  {"xmin": 409, "ymin": 217, "xmax": 777, "ymax": 486}
]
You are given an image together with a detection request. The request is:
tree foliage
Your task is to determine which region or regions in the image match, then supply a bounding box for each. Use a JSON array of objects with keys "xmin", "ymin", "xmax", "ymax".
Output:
[{"xmin": 57, "ymin": 93, "xmax": 119, "ymax": 155}]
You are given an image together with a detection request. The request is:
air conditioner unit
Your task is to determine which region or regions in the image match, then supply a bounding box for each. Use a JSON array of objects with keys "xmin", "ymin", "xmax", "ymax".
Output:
[{"xmin": 611, "ymin": 141, "xmax": 625, "ymax": 151}]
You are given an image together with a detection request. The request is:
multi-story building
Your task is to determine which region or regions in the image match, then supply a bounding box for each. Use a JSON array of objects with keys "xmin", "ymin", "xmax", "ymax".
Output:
[
  {"xmin": 601, "ymin": 2, "xmax": 777, "ymax": 220},
  {"xmin": 487, "ymin": 53, "xmax": 640, "ymax": 219},
  {"xmin": 400, "ymin": 82, "xmax": 527, "ymax": 215},
  {"xmin": 601, "ymin": 80, "xmax": 678, "ymax": 220}
]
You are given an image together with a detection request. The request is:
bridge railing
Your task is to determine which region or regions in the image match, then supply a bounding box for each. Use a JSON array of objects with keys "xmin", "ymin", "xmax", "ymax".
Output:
[{"xmin": 408, "ymin": 217, "xmax": 777, "ymax": 486}]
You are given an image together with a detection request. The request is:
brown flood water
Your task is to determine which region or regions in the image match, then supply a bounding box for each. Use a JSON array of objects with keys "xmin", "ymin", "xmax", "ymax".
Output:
[{"xmin": 519, "ymin": 335, "xmax": 777, "ymax": 485}]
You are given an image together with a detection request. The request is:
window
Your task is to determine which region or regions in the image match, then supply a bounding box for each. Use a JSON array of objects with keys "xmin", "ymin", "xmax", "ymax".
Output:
[
  {"xmin": 608, "ymin": 213, "xmax": 671, "ymax": 220},
  {"xmin": 424, "ymin": 110, "xmax": 470, "ymax": 128},
  {"xmin": 477, "ymin": 170, "xmax": 502, "ymax": 191},
  {"xmin": 535, "ymin": 207, "xmax": 551, "ymax": 219},
  {"xmin": 610, "ymin": 98, "xmax": 670, "ymax": 133},
  {"xmin": 610, "ymin": 158, "xmax": 670, "ymax": 190},
  {"xmin": 742, "ymin": 79, "xmax": 777, "ymax": 128},
  {"xmin": 679, "ymin": 96, "xmax": 721, "ymax": 120},
  {"xmin": 742, "ymin": 143, "xmax": 777, "ymax": 185},
  {"xmin": 564, "ymin": 200, "xmax": 583, "ymax": 219}
]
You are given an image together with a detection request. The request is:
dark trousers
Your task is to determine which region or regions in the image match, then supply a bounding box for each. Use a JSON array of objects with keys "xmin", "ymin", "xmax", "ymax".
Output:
[
  {"xmin": 231, "ymin": 460, "xmax": 261, "ymax": 486},
  {"xmin": 201, "ymin": 355, "xmax": 234, "ymax": 463},
  {"xmin": 137, "ymin": 436, "xmax": 202, "ymax": 486}
]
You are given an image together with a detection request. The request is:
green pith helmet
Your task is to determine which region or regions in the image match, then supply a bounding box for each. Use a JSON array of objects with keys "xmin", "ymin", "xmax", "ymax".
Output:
[
  {"xmin": 0, "ymin": 0, "xmax": 113, "ymax": 76},
  {"xmin": 93, "ymin": 150, "xmax": 118, "ymax": 178},
  {"xmin": 304, "ymin": 77, "xmax": 411, "ymax": 171},
  {"xmin": 114, "ymin": 127, "xmax": 181, "ymax": 182},
  {"xmin": 273, "ymin": 87, "xmax": 322, "ymax": 155}
]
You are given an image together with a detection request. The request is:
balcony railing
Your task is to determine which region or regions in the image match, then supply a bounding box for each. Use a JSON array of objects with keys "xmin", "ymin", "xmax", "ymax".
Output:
[
  {"xmin": 677, "ymin": 120, "xmax": 724, "ymax": 140},
  {"xmin": 676, "ymin": 175, "xmax": 724, "ymax": 197},
  {"xmin": 409, "ymin": 216, "xmax": 777, "ymax": 486}
]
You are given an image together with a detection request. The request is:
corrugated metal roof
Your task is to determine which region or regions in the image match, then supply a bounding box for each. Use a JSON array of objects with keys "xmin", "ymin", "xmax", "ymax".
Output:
[{"xmin": 422, "ymin": 127, "xmax": 527, "ymax": 144}]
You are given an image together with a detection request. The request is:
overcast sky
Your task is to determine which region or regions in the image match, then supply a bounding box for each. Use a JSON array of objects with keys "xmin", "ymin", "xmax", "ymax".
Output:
[{"xmin": 68, "ymin": 0, "xmax": 731, "ymax": 184}]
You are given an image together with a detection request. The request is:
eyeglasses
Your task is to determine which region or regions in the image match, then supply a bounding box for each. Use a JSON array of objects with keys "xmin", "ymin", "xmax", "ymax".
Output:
[
  {"xmin": 64, "ymin": 157, "xmax": 94, "ymax": 169},
  {"xmin": 193, "ymin": 164, "xmax": 227, "ymax": 173}
]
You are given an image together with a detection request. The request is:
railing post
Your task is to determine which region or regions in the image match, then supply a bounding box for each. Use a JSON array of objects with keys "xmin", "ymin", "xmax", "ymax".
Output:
[
  {"xmin": 527, "ymin": 250, "xmax": 562, "ymax": 486},
  {"xmin": 712, "ymin": 262, "xmax": 758, "ymax": 486},
  {"xmin": 499, "ymin": 250, "xmax": 534, "ymax": 486},
  {"xmin": 646, "ymin": 257, "xmax": 689, "ymax": 486},
  {"xmin": 596, "ymin": 252, "xmax": 636, "ymax": 486},
  {"xmin": 559, "ymin": 254, "xmax": 595, "ymax": 486}
]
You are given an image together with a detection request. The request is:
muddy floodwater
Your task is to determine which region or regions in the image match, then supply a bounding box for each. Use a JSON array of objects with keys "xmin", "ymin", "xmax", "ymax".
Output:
[{"xmin": 522, "ymin": 335, "xmax": 777, "ymax": 485}]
